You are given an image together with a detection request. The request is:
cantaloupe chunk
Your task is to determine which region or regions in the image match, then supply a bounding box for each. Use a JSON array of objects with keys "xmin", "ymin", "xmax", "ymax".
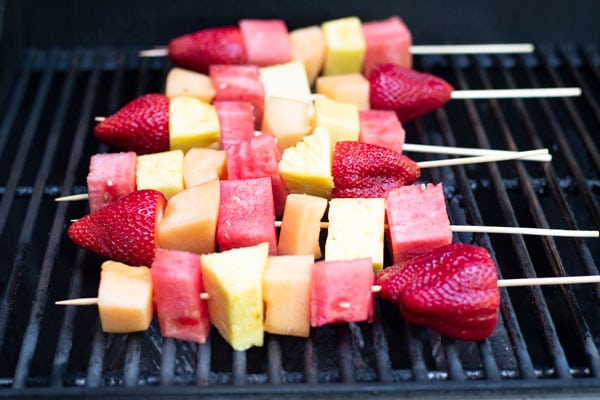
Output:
[
  {"xmin": 316, "ymin": 74, "xmax": 370, "ymax": 111},
  {"xmin": 262, "ymin": 96, "xmax": 312, "ymax": 150},
  {"xmin": 263, "ymin": 255, "xmax": 314, "ymax": 337},
  {"xmin": 183, "ymin": 147, "xmax": 227, "ymax": 188},
  {"xmin": 313, "ymin": 96, "xmax": 360, "ymax": 146},
  {"xmin": 321, "ymin": 17, "xmax": 366, "ymax": 75},
  {"xmin": 169, "ymin": 96, "xmax": 220, "ymax": 152},
  {"xmin": 201, "ymin": 242, "xmax": 269, "ymax": 350},
  {"xmin": 259, "ymin": 61, "xmax": 312, "ymax": 104},
  {"xmin": 157, "ymin": 179, "xmax": 220, "ymax": 255},
  {"xmin": 136, "ymin": 150, "xmax": 184, "ymax": 199},
  {"xmin": 165, "ymin": 67, "xmax": 216, "ymax": 103},
  {"xmin": 289, "ymin": 25, "xmax": 326, "ymax": 84},
  {"xmin": 325, "ymin": 198, "xmax": 386, "ymax": 272},
  {"xmin": 278, "ymin": 194, "xmax": 328, "ymax": 258},
  {"xmin": 97, "ymin": 260, "xmax": 153, "ymax": 333}
]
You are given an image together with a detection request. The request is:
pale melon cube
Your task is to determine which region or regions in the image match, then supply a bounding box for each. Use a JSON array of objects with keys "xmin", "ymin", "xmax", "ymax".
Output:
[
  {"xmin": 136, "ymin": 150, "xmax": 184, "ymax": 199},
  {"xmin": 325, "ymin": 198, "xmax": 386, "ymax": 272},
  {"xmin": 201, "ymin": 243, "xmax": 269, "ymax": 350},
  {"xmin": 263, "ymin": 255, "xmax": 314, "ymax": 337},
  {"xmin": 165, "ymin": 67, "xmax": 216, "ymax": 103},
  {"xmin": 157, "ymin": 179, "xmax": 220, "ymax": 255},
  {"xmin": 259, "ymin": 61, "xmax": 312, "ymax": 104},
  {"xmin": 289, "ymin": 25, "xmax": 326, "ymax": 84},
  {"xmin": 316, "ymin": 74, "xmax": 369, "ymax": 111},
  {"xmin": 278, "ymin": 126, "xmax": 333, "ymax": 199},
  {"xmin": 313, "ymin": 96, "xmax": 360, "ymax": 146},
  {"xmin": 321, "ymin": 17, "xmax": 366, "ymax": 75},
  {"xmin": 261, "ymin": 96, "xmax": 312, "ymax": 150},
  {"xmin": 169, "ymin": 96, "xmax": 220, "ymax": 152},
  {"xmin": 183, "ymin": 147, "xmax": 227, "ymax": 188},
  {"xmin": 97, "ymin": 261, "xmax": 153, "ymax": 333},
  {"xmin": 278, "ymin": 194, "xmax": 327, "ymax": 258}
]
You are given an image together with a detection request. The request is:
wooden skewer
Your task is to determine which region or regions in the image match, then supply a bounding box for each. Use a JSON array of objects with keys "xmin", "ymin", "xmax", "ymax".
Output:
[
  {"xmin": 401, "ymin": 143, "xmax": 552, "ymax": 162},
  {"xmin": 450, "ymin": 87, "xmax": 581, "ymax": 99},
  {"xmin": 56, "ymin": 292, "xmax": 211, "ymax": 306}
]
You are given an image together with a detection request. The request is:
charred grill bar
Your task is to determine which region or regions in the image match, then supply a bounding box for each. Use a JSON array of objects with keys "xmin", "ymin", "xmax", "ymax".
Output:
[{"xmin": 1, "ymin": 1, "xmax": 600, "ymax": 398}]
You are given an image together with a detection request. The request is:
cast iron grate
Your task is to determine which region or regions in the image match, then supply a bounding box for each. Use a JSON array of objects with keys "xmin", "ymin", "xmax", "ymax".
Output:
[{"xmin": 0, "ymin": 44, "xmax": 599, "ymax": 398}]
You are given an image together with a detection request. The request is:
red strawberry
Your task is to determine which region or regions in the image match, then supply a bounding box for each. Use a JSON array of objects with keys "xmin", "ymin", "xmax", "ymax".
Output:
[
  {"xmin": 369, "ymin": 64, "xmax": 454, "ymax": 123},
  {"xmin": 67, "ymin": 190, "xmax": 167, "ymax": 267},
  {"xmin": 331, "ymin": 141, "xmax": 420, "ymax": 198},
  {"xmin": 94, "ymin": 94, "xmax": 169, "ymax": 154},
  {"xmin": 375, "ymin": 243, "xmax": 500, "ymax": 341},
  {"xmin": 168, "ymin": 26, "xmax": 247, "ymax": 73}
]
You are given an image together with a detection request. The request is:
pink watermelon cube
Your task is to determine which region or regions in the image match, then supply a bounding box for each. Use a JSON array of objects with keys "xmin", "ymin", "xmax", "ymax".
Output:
[
  {"xmin": 87, "ymin": 152, "xmax": 137, "ymax": 213},
  {"xmin": 226, "ymin": 134, "xmax": 289, "ymax": 216},
  {"xmin": 359, "ymin": 110, "xmax": 406, "ymax": 153},
  {"xmin": 362, "ymin": 16, "xmax": 412, "ymax": 77},
  {"xmin": 310, "ymin": 258, "xmax": 374, "ymax": 327},
  {"xmin": 217, "ymin": 177, "xmax": 277, "ymax": 255},
  {"xmin": 214, "ymin": 101, "xmax": 255, "ymax": 150},
  {"xmin": 209, "ymin": 64, "xmax": 265, "ymax": 127},
  {"xmin": 385, "ymin": 183, "xmax": 452, "ymax": 264},
  {"xmin": 239, "ymin": 19, "xmax": 292, "ymax": 66},
  {"xmin": 151, "ymin": 248, "xmax": 210, "ymax": 343}
]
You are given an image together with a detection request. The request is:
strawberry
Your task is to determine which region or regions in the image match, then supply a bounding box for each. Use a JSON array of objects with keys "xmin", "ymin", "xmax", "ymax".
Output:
[
  {"xmin": 368, "ymin": 64, "xmax": 454, "ymax": 123},
  {"xmin": 375, "ymin": 243, "xmax": 500, "ymax": 341},
  {"xmin": 168, "ymin": 26, "xmax": 247, "ymax": 73},
  {"xmin": 94, "ymin": 94, "xmax": 169, "ymax": 154},
  {"xmin": 331, "ymin": 141, "xmax": 420, "ymax": 198},
  {"xmin": 67, "ymin": 190, "xmax": 167, "ymax": 267}
]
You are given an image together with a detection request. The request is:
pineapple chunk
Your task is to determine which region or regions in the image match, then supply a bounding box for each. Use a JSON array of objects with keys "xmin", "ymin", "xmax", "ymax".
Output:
[
  {"xmin": 289, "ymin": 25, "xmax": 326, "ymax": 84},
  {"xmin": 278, "ymin": 126, "xmax": 333, "ymax": 199},
  {"xmin": 169, "ymin": 96, "xmax": 220, "ymax": 152},
  {"xmin": 321, "ymin": 17, "xmax": 366, "ymax": 75},
  {"xmin": 325, "ymin": 198, "xmax": 386, "ymax": 272},
  {"xmin": 259, "ymin": 61, "xmax": 312, "ymax": 104},
  {"xmin": 97, "ymin": 261, "xmax": 153, "ymax": 333},
  {"xmin": 261, "ymin": 96, "xmax": 312, "ymax": 150},
  {"xmin": 316, "ymin": 73, "xmax": 370, "ymax": 111},
  {"xmin": 136, "ymin": 150, "xmax": 184, "ymax": 199},
  {"xmin": 201, "ymin": 243, "xmax": 269, "ymax": 350},
  {"xmin": 313, "ymin": 96, "xmax": 360, "ymax": 146},
  {"xmin": 278, "ymin": 193, "xmax": 328, "ymax": 258},
  {"xmin": 165, "ymin": 67, "xmax": 216, "ymax": 103}
]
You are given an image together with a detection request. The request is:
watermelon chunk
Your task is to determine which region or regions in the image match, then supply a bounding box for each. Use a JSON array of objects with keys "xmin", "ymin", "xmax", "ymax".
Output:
[
  {"xmin": 239, "ymin": 19, "xmax": 292, "ymax": 66},
  {"xmin": 310, "ymin": 258, "xmax": 374, "ymax": 327},
  {"xmin": 362, "ymin": 16, "xmax": 412, "ymax": 77},
  {"xmin": 151, "ymin": 248, "xmax": 210, "ymax": 343},
  {"xmin": 359, "ymin": 110, "xmax": 406, "ymax": 153},
  {"xmin": 87, "ymin": 152, "xmax": 137, "ymax": 213},
  {"xmin": 217, "ymin": 177, "xmax": 277, "ymax": 255},
  {"xmin": 214, "ymin": 101, "xmax": 255, "ymax": 150},
  {"xmin": 385, "ymin": 183, "xmax": 452, "ymax": 264}
]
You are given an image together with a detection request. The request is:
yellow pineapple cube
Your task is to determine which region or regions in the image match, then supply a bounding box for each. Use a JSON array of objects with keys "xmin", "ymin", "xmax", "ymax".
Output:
[
  {"xmin": 313, "ymin": 96, "xmax": 360, "ymax": 146},
  {"xmin": 165, "ymin": 67, "xmax": 216, "ymax": 103},
  {"xmin": 316, "ymin": 73, "xmax": 370, "ymax": 111},
  {"xmin": 259, "ymin": 61, "xmax": 312, "ymax": 104},
  {"xmin": 325, "ymin": 198, "xmax": 386, "ymax": 272},
  {"xmin": 278, "ymin": 126, "xmax": 333, "ymax": 199},
  {"xmin": 136, "ymin": 150, "xmax": 184, "ymax": 199},
  {"xmin": 288, "ymin": 25, "xmax": 326, "ymax": 84},
  {"xmin": 169, "ymin": 96, "xmax": 220, "ymax": 152},
  {"xmin": 321, "ymin": 17, "xmax": 366, "ymax": 75},
  {"xmin": 200, "ymin": 243, "xmax": 269, "ymax": 350}
]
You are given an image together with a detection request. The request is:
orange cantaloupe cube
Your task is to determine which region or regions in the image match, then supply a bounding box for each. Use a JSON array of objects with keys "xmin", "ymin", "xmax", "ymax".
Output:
[
  {"xmin": 261, "ymin": 96, "xmax": 312, "ymax": 150},
  {"xmin": 277, "ymin": 193, "xmax": 328, "ymax": 258},
  {"xmin": 165, "ymin": 67, "xmax": 216, "ymax": 103},
  {"xmin": 288, "ymin": 25, "xmax": 326, "ymax": 84},
  {"xmin": 316, "ymin": 74, "xmax": 370, "ymax": 111},
  {"xmin": 183, "ymin": 147, "xmax": 227, "ymax": 188}
]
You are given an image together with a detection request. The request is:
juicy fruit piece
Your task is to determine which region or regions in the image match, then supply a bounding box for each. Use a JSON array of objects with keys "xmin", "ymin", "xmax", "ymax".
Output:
[
  {"xmin": 239, "ymin": 19, "xmax": 292, "ymax": 66},
  {"xmin": 136, "ymin": 150, "xmax": 184, "ymax": 200},
  {"xmin": 325, "ymin": 198, "xmax": 386, "ymax": 272},
  {"xmin": 167, "ymin": 26, "xmax": 247, "ymax": 73},
  {"xmin": 182, "ymin": 147, "xmax": 227, "ymax": 188},
  {"xmin": 156, "ymin": 179, "xmax": 220, "ymax": 255},
  {"xmin": 165, "ymin": 67, "xmax": 216, "ymax": 102},
  {"xmin": 315, "ymin": 73, "xmax": 370, "ymax": 111},
  {"xmin": 288, "ymin": 25, "xmax": 326, "ymax": 84},
  {"xmin": 151, "ymin": 248, "xmax": 210, "ymax": 343},
  {"xmin": 94, "ymin": 94, "xmax": 169, "ymax": 154},
  {"xmin": 331, "ymin": 141, "xmax": 420, "ymax": 198},
  {"xmin": 369, "ymin": 64, "xmax": 454, "ymax": 123},
  {"xmin": 321, "ymin": 17, "xmax": 366, "ymax": 75},
  {"xmin": 310, "ymin": 258, "xmax": 374, "ymax": 327},
  {"xmin": 261, "ymin": 96, "xmax": 312, "ymax": 150},
  {"xmin": 217, "ymin": 177, "xmax": 278, "ymax": 255},
  {"xmin": 169, "ymin": 96, "xmax": 220, "ymax": 152},
  {"xmin": 213, "ymin": 101, "xmax": 255, "ymax": 150},
  {"xmin": 277, "ymin": 194, "xmax": 328, "ymax": 258},
  {"xmin": 67, "ymin": 190, "xmax": 167, "ymax": 267},
  {"xmin": 385, "ymin": 183, "xmax": 452, "ymax": 264},
  {"xmin": 97, "ymin": 260, "xmax": 154, "ymax": 334},
  {"xmin": 87, "ymin": 151, "xmax": 137, "ymax": 213},
  {"xmin": 259, "ymin": 61, "xmax": 312, "ymax": 104},
  {"xmin": 278, "ymin": 127, "xmax": 334, "ymax": 199},
  {"xmin": 362, "ymin": 16, "xmax": 412, "ymax": 77},
  {"xmin": 313, "ymin": 96, "xmax": 360, "ymax": 146},
  {"xmin": 201, "ymin": 243, "xmax": 269, "ymax": 350},
  {"xmin": 263, "ymin": 255, "xmax": 314, "ymax": 337},
  {"xmin": 375, "ymin": 243, "xmax": 500, "ymax": 341},
  {"xmin": 359, "ymin": 110, "xmax": 406, "ymax": 153}
]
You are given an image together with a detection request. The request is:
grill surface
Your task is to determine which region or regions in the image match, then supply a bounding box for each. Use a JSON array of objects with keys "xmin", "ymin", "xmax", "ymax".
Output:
[{"xmin": 1, "ymin": 44, "xmax": 600, "ymax": 399}]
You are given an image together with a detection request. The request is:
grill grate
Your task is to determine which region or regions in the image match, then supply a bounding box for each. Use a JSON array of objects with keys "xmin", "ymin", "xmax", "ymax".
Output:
[{"xmin": 0, "ymin": 45, "xmax": 600, "ymax": 398}]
